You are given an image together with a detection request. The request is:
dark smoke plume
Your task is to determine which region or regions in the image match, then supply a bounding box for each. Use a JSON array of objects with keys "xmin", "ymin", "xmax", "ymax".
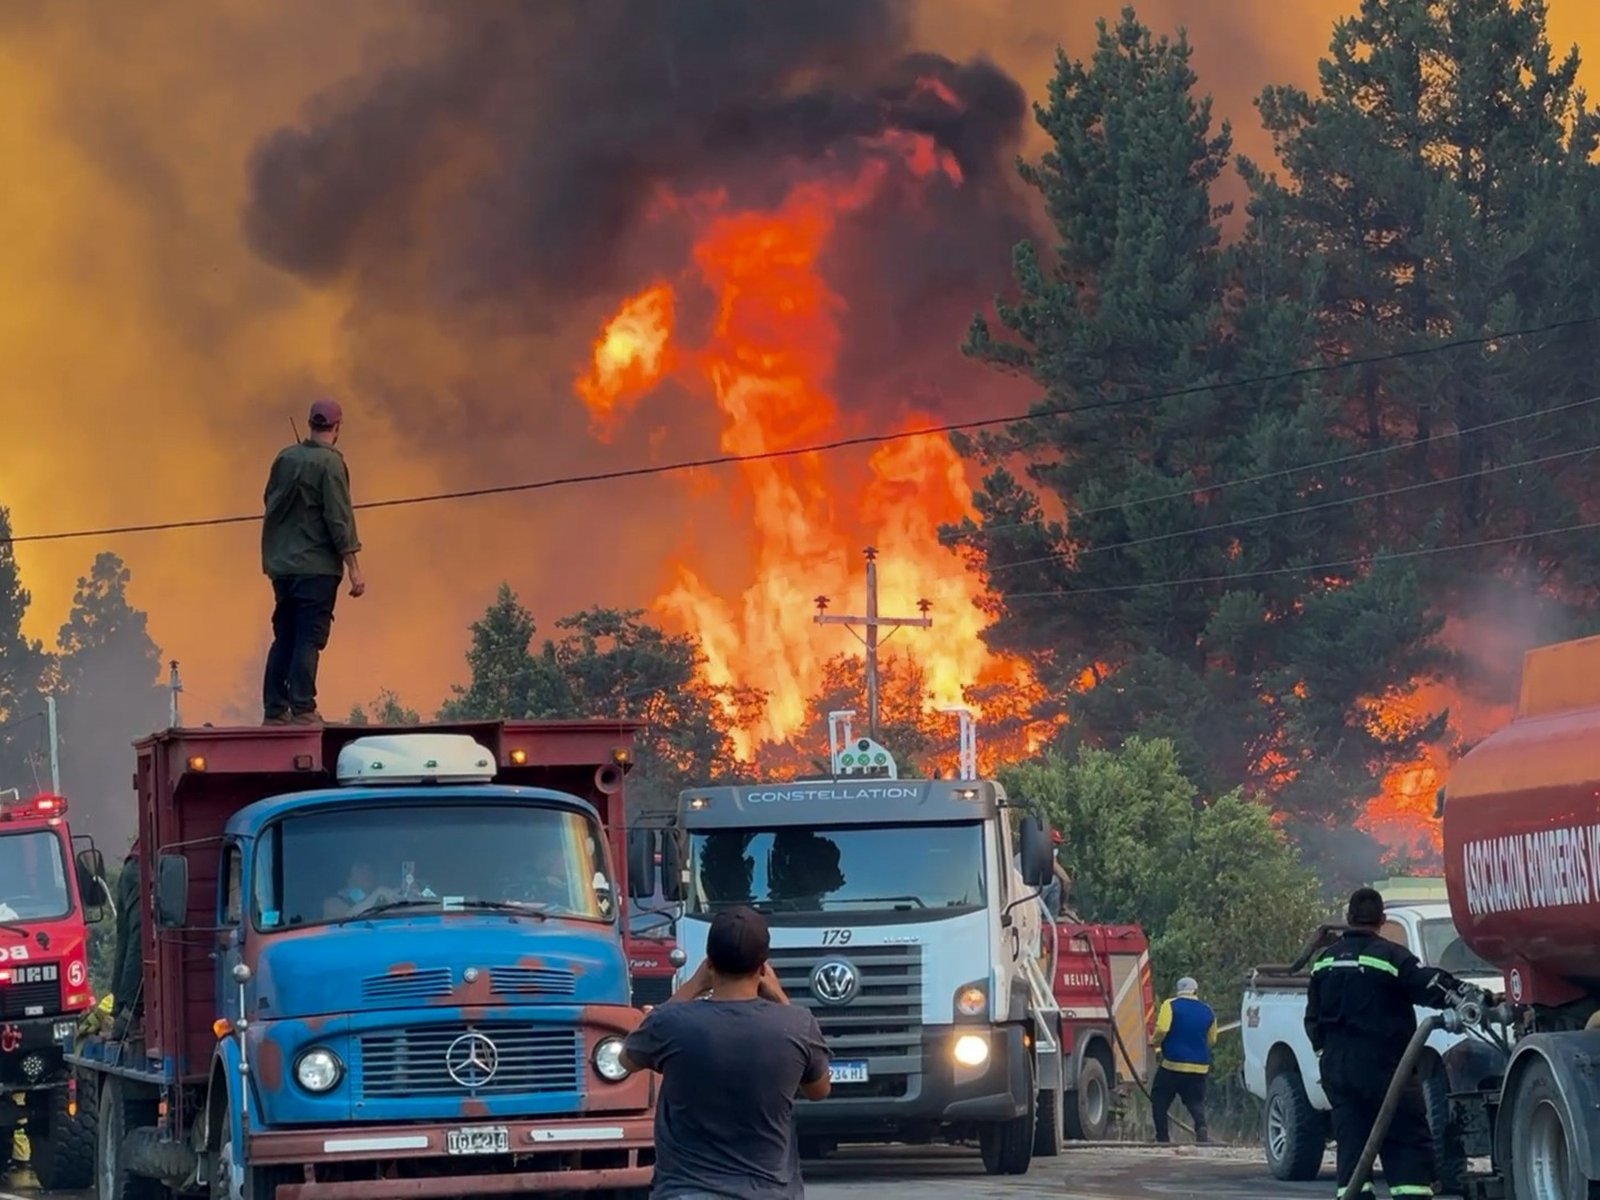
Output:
[{"xmin": 244, "ymin": 0, "xmax": 1032, "ymax": 312}]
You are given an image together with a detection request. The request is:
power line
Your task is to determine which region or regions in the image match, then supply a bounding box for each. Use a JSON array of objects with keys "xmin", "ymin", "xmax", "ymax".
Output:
[
  {"xmin": 955, "ymin": 392, "xmax": 1600, "ymax": 543},
  {"xmin": 987, "ymin": 439, "xmax": 1600, "ymax": 573},
  {"xmin": 1005, "ymin": 516, "xmax": 1600, "ymax": 600},
  {"xmin": 6, "ymin": 313, "xmax": 1598, "ymax": 547},
  {"xmin": 0, "ymin": 710, "xmax": 44, "ymax": 736}
]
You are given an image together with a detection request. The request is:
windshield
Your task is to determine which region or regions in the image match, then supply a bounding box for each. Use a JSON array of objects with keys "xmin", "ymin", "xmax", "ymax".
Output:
[
  {"xmin": 688, "ymin": 822, "xmax": 985, "ymax": 917},
  {"xmin": 253, "ymin": 802, "xmax": 615, "ymax": 930},
  {"xmin": 0, "ymin": 829, "xmax": 71, "ymax": 921},
  {"xmin": 1419, "ymin": 916, "xmax": 1498, "ymax": 977}
]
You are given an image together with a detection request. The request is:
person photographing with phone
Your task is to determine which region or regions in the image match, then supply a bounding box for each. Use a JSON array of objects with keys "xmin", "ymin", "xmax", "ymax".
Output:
[{"xmin": 620, "ymin": 906, "xmax": 831, "ymax": 1199}]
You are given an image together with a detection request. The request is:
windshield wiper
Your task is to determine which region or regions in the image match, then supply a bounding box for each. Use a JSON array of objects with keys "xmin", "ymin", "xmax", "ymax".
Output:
[
  {"xmin": 443, "ymin": 898, "xmax": 550, "ymax": 921},
  {"xmin": 0, "ymin": 922, "xmax": 28, "ymax": 939},
  {"xmin": 331, "ymin": 897, "xmax": 441, "ymax": 926},
  {"xmin": 818, "ymin": 895, "xmax": 927, "ymax": 909}
]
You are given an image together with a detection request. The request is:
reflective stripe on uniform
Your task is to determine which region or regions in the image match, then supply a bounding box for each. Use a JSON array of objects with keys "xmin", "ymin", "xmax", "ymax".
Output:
[
  {"xmin": 1311, "ymin": 955, "xmax": 1399, "ymax": 976},
  {"xmin": 1335, "ymin": 1185, "xmax": 1376, "ymax": 1198},
  {"xmin": 1389, "ymin": 1188, "xmax": 1434, "ymax": 1196}
]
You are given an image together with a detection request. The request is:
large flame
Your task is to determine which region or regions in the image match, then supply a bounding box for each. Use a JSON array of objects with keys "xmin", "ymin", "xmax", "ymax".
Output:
[{"xmin": 575, "ymin": 151, "xmax": 1029, "ymax": 765}]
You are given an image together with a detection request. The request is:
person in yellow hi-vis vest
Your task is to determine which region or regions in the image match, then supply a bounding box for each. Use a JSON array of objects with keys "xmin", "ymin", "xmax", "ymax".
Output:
[
  {"xmin": 7, "ymin": 993, "xmax": 114, "ymax": 1180},
  {"xmin": 1150, "ymin": 976, "xmax": 1216, "ymax": 1144}
]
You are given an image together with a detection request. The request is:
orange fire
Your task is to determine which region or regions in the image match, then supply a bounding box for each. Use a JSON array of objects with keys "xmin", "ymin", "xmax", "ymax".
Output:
[
  {"xmin": 575, "ymin": 282, "xmax": 675, "ymax": 440},
  {"xmin": 575, "ymin": 147, "xmax": 1038, "ymax": 767}
]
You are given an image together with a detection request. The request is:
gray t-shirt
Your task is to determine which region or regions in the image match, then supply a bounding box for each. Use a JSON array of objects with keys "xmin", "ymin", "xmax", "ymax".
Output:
[{"xmin": 623, "ymin": 998, "xmax": 830, "ymax": 1199}]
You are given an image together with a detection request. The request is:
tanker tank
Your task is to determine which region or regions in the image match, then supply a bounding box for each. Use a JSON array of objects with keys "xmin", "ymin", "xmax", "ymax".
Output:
[{"xmin": 1442, "ymin": 635, "xmax": 1600, "ymax": 1013}]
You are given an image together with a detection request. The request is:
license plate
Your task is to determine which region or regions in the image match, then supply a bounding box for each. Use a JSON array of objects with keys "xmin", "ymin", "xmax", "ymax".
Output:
[
  {"xmin": 830, "ymin": 1061, "xmax": 869, "ymax": 1084},
  {"xmin": 446, "ymin": 1126, "xmax": 510, "ymax": 1156}
]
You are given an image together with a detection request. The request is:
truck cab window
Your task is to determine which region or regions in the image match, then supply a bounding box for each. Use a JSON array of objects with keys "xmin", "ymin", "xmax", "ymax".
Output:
[
  {"xmin": 252, "ymin": 801, "xmax": 614, "ymax": 930},
  {"xmin": 221, "ymin": 844, "xmax": 242, "ymax": 926},
  {"xmin": 0, "ymin": 828, "xmax": 70, "ymax": 921}
]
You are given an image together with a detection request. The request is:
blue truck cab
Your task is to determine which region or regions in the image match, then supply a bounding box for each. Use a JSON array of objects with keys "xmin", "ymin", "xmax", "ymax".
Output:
[{"xmin": 70, "ymin": 724, "xmax": 655, "ymax": 1200}]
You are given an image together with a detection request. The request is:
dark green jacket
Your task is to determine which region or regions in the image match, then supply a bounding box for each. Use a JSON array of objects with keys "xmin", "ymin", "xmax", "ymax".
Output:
[{"xmin": 261, "ymin": 439, "xmax": 361, "ymax": 577}]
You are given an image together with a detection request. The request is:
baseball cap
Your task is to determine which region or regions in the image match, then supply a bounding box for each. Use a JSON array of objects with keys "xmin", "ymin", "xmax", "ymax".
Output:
[
  {"xmin": 706, "ymin": 905, "xmax": 770, "ymax": 976},
  {"xmin": 1176, "ymin": 976, "xmax": 1198, "ymax": 995},
  {"xmin": 308, "ymin": 398, "xmax": 344, "ymax": 429}
]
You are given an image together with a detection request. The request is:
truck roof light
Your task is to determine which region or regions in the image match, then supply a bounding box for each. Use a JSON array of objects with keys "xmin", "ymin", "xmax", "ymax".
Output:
[
  {"xmin": 688, "ymin": 796, "xmax": 710, "ymax": 811},
  {"xmin": 0, "ymin": 792, "xmax": 70, "ymax": 821},
  {"xmin": 187, "ymin": 756, "xmax": 207, "ymax": 773},
  {"xmin": 335, "ymin": 734, "xmax": 497, "ymax": 786},
  {"xmin": 508, "ymin": 748, "xmax": 529, "ymax": 766}
]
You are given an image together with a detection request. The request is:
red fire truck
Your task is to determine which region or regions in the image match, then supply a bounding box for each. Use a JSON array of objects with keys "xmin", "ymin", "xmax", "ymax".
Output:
[
  {"xmin": 1041, "ymin": 921, "xmax": 1156, "ymax": 1140},
  {"xmin": 0, "ymin": 790, "xmax": 109, "ymax": 1189}
]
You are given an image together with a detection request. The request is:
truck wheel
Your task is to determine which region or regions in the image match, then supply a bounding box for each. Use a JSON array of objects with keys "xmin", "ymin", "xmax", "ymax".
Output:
[
  {"xmin": 1423, "ymin": 1068, "xmax": 1466, "ymax": 1195},
  {"xmin": 1064, "ymin": 1056, "xmax": 1110, "ymax": 1141},
  {"xmin": 213, "ymin": 1126, "xmax": 295, "ymax": 1200},
  {"xmin": 1507, "ymin": 1059, "xmax": 1600, "ymax": 1200},
  {"xmin": 1033, "ymin": 1080, "xmax": 1064, "ymax": 1157},
  {"xmin": 1264, "ymin": 1071, "xmax": 1323, "ymax": 1182},
  {"xmin": 30, "ymin": 1075, "xmax": 98, "ymax": 1191},
  {"xmin": 97, "ymin": 1077, "xmax": 165, "ymax": 1200},
  {"xmin": 979, "ymin": 1078, "xmax": 1036, "ymax": 1175}
]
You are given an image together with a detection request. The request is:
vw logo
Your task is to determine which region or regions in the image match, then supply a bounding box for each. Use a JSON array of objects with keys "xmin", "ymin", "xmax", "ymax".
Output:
[
  {"xmin": 810, "ymin": 959, "xmax": 859, "ymax": 1005},
  {"xmin": 445, "ymin": 1032, "xmax": 499, "ymax": 1088}
]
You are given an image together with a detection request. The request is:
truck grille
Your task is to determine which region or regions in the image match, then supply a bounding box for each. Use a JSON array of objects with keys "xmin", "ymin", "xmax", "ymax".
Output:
[
  {"xmin": 488, "ymin": 967, "xmax": 576, "ymax": 996},
  {"xmin": 0, "ymin": 976, "xmax": 60, "ymax": 1019},
  {"xmin": 361, "ymin": 968, "xmax": 453, "ymax": 1004},
  {"xmin": 769, "ymin": 944, "xmax": 922, "ymax": 1094},
  {"xmin": 359, "ymin": 1024, "xmax": 580, "ymax": 1098}
]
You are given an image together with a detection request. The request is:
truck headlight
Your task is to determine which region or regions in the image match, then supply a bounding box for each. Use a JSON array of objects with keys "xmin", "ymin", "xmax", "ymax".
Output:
[
  {"xmin": 295, "ymin": 1048, "xmax": 343, "ymax": 1092},
  {"xmin": 953, "ymin": 1034, "xmax": 990, "ymax": 1067},
  {"xmin": 594, "ymin": 1037, "xmax": 629, "ymax": 1082}
]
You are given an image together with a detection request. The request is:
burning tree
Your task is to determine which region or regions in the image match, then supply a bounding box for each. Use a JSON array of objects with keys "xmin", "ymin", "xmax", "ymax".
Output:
[{"xmin": 957, "ymin": 10, "xmax": 1446, "ymax": 874}]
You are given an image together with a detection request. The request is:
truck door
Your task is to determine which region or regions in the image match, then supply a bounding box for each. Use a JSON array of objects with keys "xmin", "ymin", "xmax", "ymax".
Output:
[{"xmin": 216, "ymin": 841, "xmax": 245, "ymax": 1025}]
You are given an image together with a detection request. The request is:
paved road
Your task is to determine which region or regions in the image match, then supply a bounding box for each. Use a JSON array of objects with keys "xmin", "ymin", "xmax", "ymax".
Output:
[
  {"xmin": 805, "ymin": 1143, "xmax": 1329, "ymax": 1200},
  {"xmin": 2, "ymin": 1143, "xmax": 1325, "ymax": 1200}
]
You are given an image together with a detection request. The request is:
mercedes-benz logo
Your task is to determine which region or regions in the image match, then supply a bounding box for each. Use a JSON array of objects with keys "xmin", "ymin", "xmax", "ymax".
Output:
[
  {"xmin": 445, "ymin": 1031, "xmax": 499, "ymax": 1088},
  {"xmin": 810, "ymin": 959, "xmax": 859, "ymax": 1005}
]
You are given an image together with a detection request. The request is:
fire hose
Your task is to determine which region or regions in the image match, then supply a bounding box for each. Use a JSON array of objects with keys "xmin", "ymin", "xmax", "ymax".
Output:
[{"xmin": 1341, "ymin": 990, "xmax": 1511, "ymax": 1198}]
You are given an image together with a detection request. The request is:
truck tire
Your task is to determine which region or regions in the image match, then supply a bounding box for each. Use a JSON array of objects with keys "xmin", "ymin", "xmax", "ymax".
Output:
[
  {"xmin": 1423, "ymin": 1069, "xmax": 1466, "ymax": 1195},
  {"xmin": 1507, "ymin": 1058, "xmax": 1600, "ymax": 1200},
  {"xmin": 1033, "ymin": 1079, "xmax": 1064, "ymax": 1157},
  {"xmin": 1063, "ymin": 1055, "xmax": 1110, "ymax": 1141},
  {"xmin": 97, "ymin": 1077, "xmax": 166, "ymax": 1200},
  {"xmin": 212, "ymin": 1113, "xmax": 295, "ymax": 1200},
  {"xmin": 979, "ymin": 1064, "xmax": 1036, "ymax": 1176},
  {"xmin": 1264, "ymin": 1070, "xmax": 1324, "ymax": 1182},
  {"xmin": 30, "ymin": 1074, "xmax": 97, "ymax": 1191}
]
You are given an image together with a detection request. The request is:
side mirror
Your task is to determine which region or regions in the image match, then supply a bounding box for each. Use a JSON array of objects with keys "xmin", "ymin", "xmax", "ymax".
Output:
[
  {"xmin": 1018, "ymin": 815, "xmax": 1053, "ymax": 889},
  {"xmin": 155, "ymin": 853, "xmax": 190, "ymax": 928},
  {"xmin": 74, "ymin": 848, "xmax": 109, "ymax": 908},
  {"xmin": 660, "ymin": 829, "xmax": 687, "ymax": 904},
  {"xmin": 627, "ymin": 829, "xmax": 657, "ymax": 900}
]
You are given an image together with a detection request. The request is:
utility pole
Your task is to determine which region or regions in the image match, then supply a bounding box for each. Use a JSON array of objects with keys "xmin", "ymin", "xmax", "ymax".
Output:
[
  {"xmin": 45, "ymin": 695, "xmax": 61, "ymax": 793},
  {"xmin": 814, "ymin": 547, "xmax": 932, "ymax": 739}
]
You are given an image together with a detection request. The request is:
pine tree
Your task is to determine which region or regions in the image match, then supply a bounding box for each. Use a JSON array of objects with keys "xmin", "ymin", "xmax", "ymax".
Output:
[
  {"xmin": 54, "ymin": 552, "xmax": 166, "ymax": 842},
  {"xmin": 438, "ymin": 584, "xmax": 572, "ymax": 720},
  {"xmin": 0, "ymin": 507, "xmax": 49, "ymax": 792},
  {"xmin": 957, "ymin": 8, "xmax": 1443, "ymax": 862},
  {"xmin": 1244, "ymin": 0, "xmax": 1600, "ymax": 605}
]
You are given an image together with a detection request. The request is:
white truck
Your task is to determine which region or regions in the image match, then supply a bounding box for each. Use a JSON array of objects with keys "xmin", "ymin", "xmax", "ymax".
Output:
[
  {"xmin": 1241, "ymin": 900, "xmax": 1508, "ymax": 1188},
  {"xmin": 636, "ymin": 725, "xmax": 1070, "ymax": 1176}
]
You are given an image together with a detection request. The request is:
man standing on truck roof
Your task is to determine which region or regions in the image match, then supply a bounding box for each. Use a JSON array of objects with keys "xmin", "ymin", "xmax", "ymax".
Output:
[
  {"xmin": 261, "ymin": 397, "xmax": 364, "ymax": 726},
  {"xmin": 619, "ymin": 905, "xmax": 832, "ymax": 1199},
  {"xmin": 1307, "ymin": 887, "xmax": 1473, "ymax": 1200},
  {"xmin": 1150, "ymin": 975, "xmax": 1215, "ymax": 1144}
]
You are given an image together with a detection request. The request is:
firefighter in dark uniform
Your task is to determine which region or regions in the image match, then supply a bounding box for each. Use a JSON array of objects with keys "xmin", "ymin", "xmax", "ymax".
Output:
[{"xmin": 1306, "ymin": 887, "xmax": 1468, "ymax": 1200}]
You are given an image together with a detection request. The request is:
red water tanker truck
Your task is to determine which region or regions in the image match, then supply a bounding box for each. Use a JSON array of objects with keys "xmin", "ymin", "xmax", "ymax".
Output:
[{"xmin": 1421, "ymin": 636, "xmax": 1600, "ymax": 1200}]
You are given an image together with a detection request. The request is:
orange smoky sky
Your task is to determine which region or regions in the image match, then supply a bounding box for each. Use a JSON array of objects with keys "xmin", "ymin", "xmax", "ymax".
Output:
[{"xmin": 4, "ymin": 0, "xmax": 1599, "ymax": 734}]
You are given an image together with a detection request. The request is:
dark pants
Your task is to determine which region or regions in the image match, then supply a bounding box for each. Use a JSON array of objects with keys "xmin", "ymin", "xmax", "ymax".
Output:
[
  {"xmin": 263, "ymin": 574, "xmax": 339, "ymax": 717},
  {"xmin": 1151, "ymin": 1066, "xmax": 1208, "ymax": 1142},
  {"xmin": 1323, "ymin": 1050, "xmax": 1434, "ymax": 1196}
]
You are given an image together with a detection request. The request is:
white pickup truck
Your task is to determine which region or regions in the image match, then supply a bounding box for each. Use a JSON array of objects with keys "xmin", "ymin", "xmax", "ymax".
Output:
[{"xmin": 1240, "ymin": 901, "xmax": 1507, "ymax": 1187}]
